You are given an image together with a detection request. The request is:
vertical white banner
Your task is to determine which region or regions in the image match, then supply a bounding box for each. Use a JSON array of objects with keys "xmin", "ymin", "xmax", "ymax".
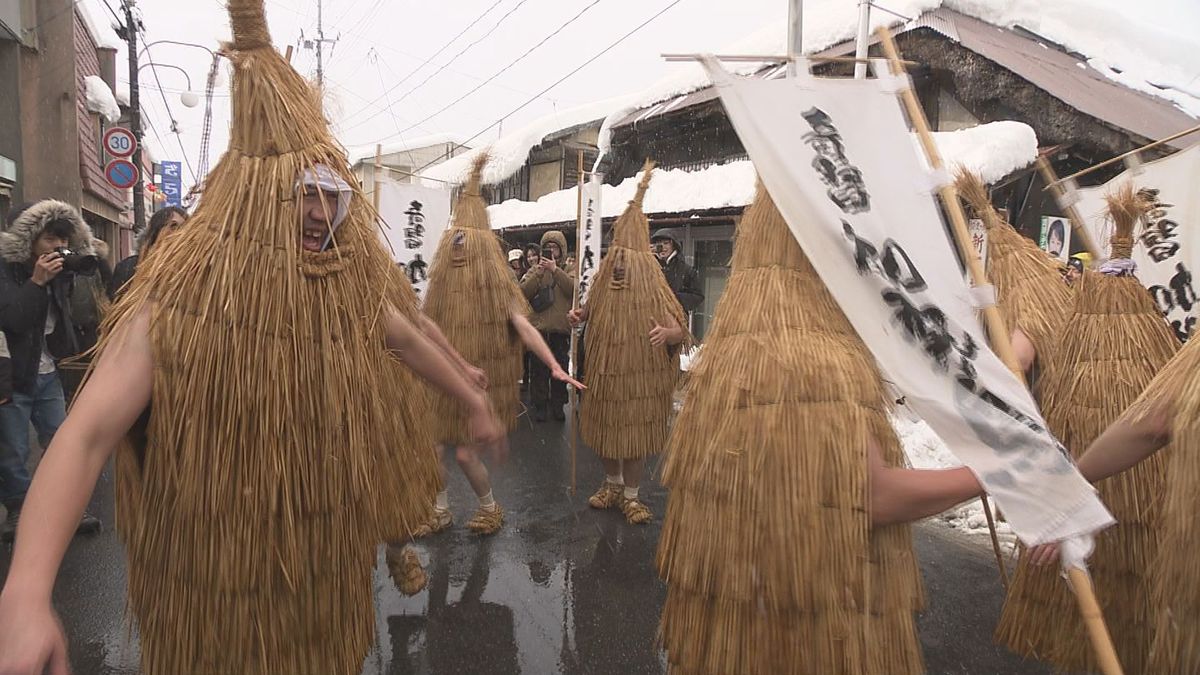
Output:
[
  {"xmin": 702, "ymin": 57, "xmax": 1112, "ymax": 546},
  {"xmin": 577, "ymin": 173, "xmax": 603, "ymax": 304},
  {"xmin": 1072, "ymin": 144, "xmax": 1200, "ymax": 343},
  {"xmin": 377, "ymin": 179, "xmax": 452, "ymax": 301}
]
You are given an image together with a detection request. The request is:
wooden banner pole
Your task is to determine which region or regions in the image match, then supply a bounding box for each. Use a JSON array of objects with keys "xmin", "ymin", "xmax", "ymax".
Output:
[
  {"xmin": 1045, "ymin": 122, "xmax": 1200, "ymax": 188},
  {"xmin": 568, "ymin": 149, "xmax": 585, "ymax": 496},
  {"xmin": 372, "ymin": 143, "xmax": 383, "ymax": 212},
  {"xmin": 879, "ymin": 25, "xmax": 1123, "ymax": 675}
]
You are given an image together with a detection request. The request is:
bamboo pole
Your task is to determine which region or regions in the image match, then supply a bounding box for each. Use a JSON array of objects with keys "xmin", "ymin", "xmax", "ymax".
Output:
[
  {"xmin": 876, "ymin": 26, "xmax": 1013, "ymax": 590},
  {"xmin": 877, "ymin": 26, "xmax": 1123, "ymax": 675},
  {"xmin": 284, "ymin": 44, "xmax": 293, "ymax": 63},
  {"xmin": 568, "ymin": 149, "xmax": 585, "ymax": 496},
  {"xmin": 1045, "ymin": 122, "xmax": 1200, "ymax": 188},
  {"xmin": 1036, "ymin": 156, "xmax": 1103, "ymax": 262},
  {"xmin": 372, "ymin": 143, "xmax": 382, "ymax": 211},
  {"xmin": 661, "ymin": 53, "xmax": 919, "ymax": 67}
]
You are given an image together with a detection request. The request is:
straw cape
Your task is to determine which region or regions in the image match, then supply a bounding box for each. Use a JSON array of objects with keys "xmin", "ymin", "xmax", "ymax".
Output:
[
  {"xmin": 995, "ymin": 184, "xmax": 1180, "ymax": 675},
  {"xmin": 1121, "ymin": 333, "xmax": 1200, "ymax": 673},
  {"xmin": 657, "ymin": 182, "xmax": 923, "ymax": 675},
  {"xmin": 100, "ymin": 0, "xmax": 438, "ymax": 672},
  {"xmin": 580, "ymin": 162, "xmax": 688, "ymax": 460},
  {"xmin": 955, "ymin": 170, "xmax": 1072, "ymax": 392},
  {"xmin": 423, "ymin": 155, "xmax": 530, "ymax": 444}
]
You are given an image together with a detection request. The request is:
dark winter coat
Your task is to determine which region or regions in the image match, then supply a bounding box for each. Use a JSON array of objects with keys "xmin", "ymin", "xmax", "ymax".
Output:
[
  {"xmin": 520, "ymin": 230, "xmax": 576, "ymax": 334},
  {"xmin": 659, "ymin": 253, "xmax": 704, "ymax": 312},
  {"xmin": 110, "ymin": 254, "xmax": 139, "ymax": 300},
  {"xmin": 0, "ymin": 200, "xmax": 97, "ymax": 396}
]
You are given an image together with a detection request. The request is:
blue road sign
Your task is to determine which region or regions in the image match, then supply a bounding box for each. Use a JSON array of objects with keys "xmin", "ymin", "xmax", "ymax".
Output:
[
  {"xmin": 104, "ymin": 159, "xmax": 139, "ymax": 190},
  {"xmin": 161, "ymin": 161, "xmax": 182, "ymax": 207}
]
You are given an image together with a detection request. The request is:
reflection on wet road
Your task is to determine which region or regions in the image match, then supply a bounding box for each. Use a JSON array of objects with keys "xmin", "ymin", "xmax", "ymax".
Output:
[{"xmin": 2, "ymin": 416, "xmax": 1050, "ymax": 674}]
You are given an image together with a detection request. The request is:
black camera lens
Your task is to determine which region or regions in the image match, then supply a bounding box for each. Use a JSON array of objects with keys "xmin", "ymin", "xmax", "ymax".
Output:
[{"xmin": 54, "ymin": 247, "xmax": 99, "ymax": 275}]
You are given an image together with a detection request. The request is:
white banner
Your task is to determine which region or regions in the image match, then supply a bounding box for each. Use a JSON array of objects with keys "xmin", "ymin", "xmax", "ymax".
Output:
[
  {"xmin": 702, "ymin": 57, "xmax": 1112, "ymax": 546},
  {"xmin": 1072, "ymin": 145, "xmax": 1200, "ymax": 343},
  {"xmin": 577, "ymin": 174, "xmax": 603, "ymax": 304},
  {"xmin": 377, "ymin": 180, "xmax": 452, "ymax": 300}
]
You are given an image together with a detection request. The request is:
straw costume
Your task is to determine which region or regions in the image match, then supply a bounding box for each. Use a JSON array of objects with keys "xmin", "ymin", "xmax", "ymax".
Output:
[
  {"xmin": 657, "ymin": 183, "xmax": 924, "ymax": 675},
  {"xmin": 1119, "ymin": 334, "xmax": 1200, "ymax": 673},
  {"xmin": 995, "ymin": 185, "xmax": 1180, "ymax": 674},
  {"xmin": 580, "ymin": 162, "xmax": 689, "ymax": 524},
  {"xmin": 101, "ymin": 1, "xmax": 440, "ymax": 671},
  {"xmin": 421, "ymin": 154, "xmax": 531, "ymax": 534},
  {"xmin": 955, "ymin": 170, "xmax": 1072, "ymax": 394}
]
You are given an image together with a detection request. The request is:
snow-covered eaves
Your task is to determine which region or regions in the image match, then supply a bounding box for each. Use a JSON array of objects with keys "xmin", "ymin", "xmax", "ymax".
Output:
[
  {"xmin": 488, "ymin": 121, "xmax": 1038, "ymax": 230},
  {"xmin": 84, "ymin": 75, "xmax": 121, "ymax": 123},
  {"xmin": 77, "ymin": 0, "xmax": 122, "ymax": 51},
  {"xmin": 421, "ymin": 94, "xmax": 641, "ymax": 188},
  {"xmin": 345, "ymin": 133, "xmax": 465, "ymax": 164}
]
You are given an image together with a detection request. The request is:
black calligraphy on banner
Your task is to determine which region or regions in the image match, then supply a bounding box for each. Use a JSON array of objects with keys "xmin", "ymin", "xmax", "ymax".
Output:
[
  {"xmin": 799, "ymin": 105, "xmax": 1071, "ymax": 476},
  {"xmin": 802, "ymin": 108, "xmax": 871, "ymax": 214},
  {"xmin": 578, "ymin": 196, "xmax": 598, "ymax": 299},
  {"xmin": 1138, "ymin": 187, "xmax": 1194, "ymax": 342},
  {"xmin": 404, "ymin": 200, "xmax": 426, "ymax": 250}
]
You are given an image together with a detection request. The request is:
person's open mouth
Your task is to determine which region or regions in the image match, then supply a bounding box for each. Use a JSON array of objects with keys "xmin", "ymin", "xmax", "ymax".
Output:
[{"xmin": 301, "ymin": 227, "xmax": 326, "ymax": 252}]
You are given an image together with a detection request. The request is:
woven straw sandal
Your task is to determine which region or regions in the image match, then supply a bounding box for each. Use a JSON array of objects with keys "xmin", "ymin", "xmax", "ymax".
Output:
[
  {"xmin": 621, "ymin": 497, "xmax": 652, "ymax": 525},
  {"xmin": 466, "ymin": 504, "xmax": 504, "ymax": 535},
  {"xmin": 588, "ymin": 481, "xmax": 623, "ymax": 510},
  {"xmin": 412, "ymin": 508, "xmax": 452, "ymax": 538},
  {"xmin": 385, "ymin": 545, "xmax": 428, "ymax": 596}
]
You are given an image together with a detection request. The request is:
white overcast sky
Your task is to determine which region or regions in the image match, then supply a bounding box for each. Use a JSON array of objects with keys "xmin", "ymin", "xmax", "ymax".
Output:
[{"xmin": 104, "ymin": 0, "xmax": 1200, "ymax": 189}]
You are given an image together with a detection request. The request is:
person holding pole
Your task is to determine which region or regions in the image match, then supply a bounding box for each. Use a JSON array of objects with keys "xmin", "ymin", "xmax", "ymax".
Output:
[{"xmin": 569, "ymin": 162, "xmax": 687, "ymax": 524}]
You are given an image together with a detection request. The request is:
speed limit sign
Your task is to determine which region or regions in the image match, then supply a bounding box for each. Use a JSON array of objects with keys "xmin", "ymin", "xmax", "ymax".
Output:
[{"xmin": 102, "ymin": 127, "xmax": 137, "ymax": 158}]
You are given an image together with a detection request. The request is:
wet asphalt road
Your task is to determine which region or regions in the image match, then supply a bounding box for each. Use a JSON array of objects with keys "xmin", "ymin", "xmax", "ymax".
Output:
[{"xmin": 1, "ymin": 411, "xmax": 1055, "ymax": 675}]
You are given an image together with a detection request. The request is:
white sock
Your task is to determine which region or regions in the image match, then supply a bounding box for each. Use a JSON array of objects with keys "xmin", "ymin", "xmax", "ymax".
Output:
[
  {"xmin": 623, "ymin": 486, "xmax": 639, "ymax": 501},
  {"xmin": 606, "ymin": 474, "xmax": 624, "ymax": 486},
  {"xmin": 434, "ymin": 490, "xmax": 449, "ymax": 511},
  {"xmin": 478, "ymin": 491, "xmax": 496, "ymax": 510}
]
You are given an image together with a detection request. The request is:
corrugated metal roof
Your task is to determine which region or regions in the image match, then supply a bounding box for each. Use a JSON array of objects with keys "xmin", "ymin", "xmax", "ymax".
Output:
[{"xmin": 615, "ymin": 8, "xmax": 1196, "ymax": 150}]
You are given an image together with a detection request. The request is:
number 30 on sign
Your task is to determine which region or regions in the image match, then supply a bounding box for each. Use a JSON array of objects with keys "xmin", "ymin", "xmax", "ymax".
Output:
[{"xmin": 103, "ymin": 127, "xmax": 137, "ymax": 158}]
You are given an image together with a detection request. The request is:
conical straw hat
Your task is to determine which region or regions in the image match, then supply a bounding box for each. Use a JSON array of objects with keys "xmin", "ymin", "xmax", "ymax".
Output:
[
  {"xmin": 580, "ymin": 161, "xmax": 687, "ymax": 460},
  {"xmin": 424, "ymin": 153, "xmax": 530, "ymax": 443},
  {"xmin": 996, "ymin": 182, "xmax": 1180, "ymax": 675},
  {"xmin": 98, "ymin": 1, "xmax": 439, "ymax": 672},
  {"xmin": 657, "ymin": 181, "xmax": 923, "ymax": 675}
]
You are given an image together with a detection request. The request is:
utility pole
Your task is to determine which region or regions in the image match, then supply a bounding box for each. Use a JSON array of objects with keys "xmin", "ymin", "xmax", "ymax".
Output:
[
  {"xmin": 853, "ymin": 0, "xmax": 871, "ymax": 79},
  {"xmin": 316, "ymin": 0, "xmax": 324, "ymax": 87},
  {"xmin": 117, "ymin": 0, "xmax": 146, "ymax": 232}
]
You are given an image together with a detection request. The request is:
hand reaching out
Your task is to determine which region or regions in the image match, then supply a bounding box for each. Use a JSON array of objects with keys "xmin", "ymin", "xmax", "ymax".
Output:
[
  {"xmin": 1027, "ymin": 542, "xmax": 1061, "ymax": 567},
  {"xmin": 551, "ymin": 367, "xmax": 585, "ymax": 391},
  {"xmin": 648, "ymin": 315, "xmax": 683, "ymax": 347}
]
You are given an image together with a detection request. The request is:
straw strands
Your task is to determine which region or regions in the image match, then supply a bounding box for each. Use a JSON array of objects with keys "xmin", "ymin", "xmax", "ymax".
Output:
[
  {"xmin": 580, "ymin": 161, "xmax": 688, "ymax": 460},
  {"xmin": 656, "ymin": 182, "xmax": 923, "ymax": 675},
  {"xmin": 995, "ymin": 183, "xmax": 1180, "ymax": 675},
  {"xmin": 1123, "ymin": 336, "xmax": 1200, "ymax": 673},
  {"xmin": 954, "ymin": 169, "xmax": 1072, "ymax": 392},
  {"xmin": 100, "ymin": 1, "xmax": 439, "ymax": 672},
  {"xmin": 423, "ymin": 154, "xmax": 530, "ymax": 444}
]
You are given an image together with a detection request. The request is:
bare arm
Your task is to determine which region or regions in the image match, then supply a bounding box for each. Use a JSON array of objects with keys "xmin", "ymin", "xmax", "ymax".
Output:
[
  {"xmin": 868, "ymin": 440, "xmax": 983, "ymax": 527},
  {"xmin": 418, "ymin": 313, "xmax": 487, "ymax": 391},
  {"xmin": 510, "ymin": 311, "xmax": 585, "ymax": 390},
  {"xmin": 1076, "ymin": 406, "xmax": 1171, "ymax": 483},
  {"xmin": 385, "ymin": 309, "xmax": 501, "ymax": 443},
  {"xmin": 1011, "ymin": 328, "xmax": 1036, "ymax": 375},
  {"xmin": 0, "ymin": 306, "xmax": 154, "ymax": 675}
]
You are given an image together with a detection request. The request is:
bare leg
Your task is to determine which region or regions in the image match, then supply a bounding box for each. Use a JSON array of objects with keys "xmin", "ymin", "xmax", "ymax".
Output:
[
  {"xmin": 621, "ymin": 458, "xmax": 646, "ymax": 491},
  {"xmin": 455, "ymin": 444, "xmax": 492, "ymax": 498},
  {"xmin": 601, "ymin": 458, "xmax": 622, "ymax": 479}
]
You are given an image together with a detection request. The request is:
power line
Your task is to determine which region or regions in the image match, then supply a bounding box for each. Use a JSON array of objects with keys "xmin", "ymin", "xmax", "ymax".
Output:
[
  {"xmin": 413, "ymin": 0, "xmax": 686, "ymax": 176},
  {"xmin": 137, "ymin": 23, "xmax": 199, "ymax": 185},
  {"xmin": 338, "ymin": 0, "xmax": 523, "ymax": 129},
  {"xmin": 369, "ymin": 0, "xmax": 608, "ymax": 142}
]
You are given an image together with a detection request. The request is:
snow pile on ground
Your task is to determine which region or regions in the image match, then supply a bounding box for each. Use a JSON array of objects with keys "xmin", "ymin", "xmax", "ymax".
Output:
[
  {"xmin": 893, "ymin": 412, "xmax": 1013, "ymax": 540},
  {"xmin": 84, "ymin": 76, "xmax": 121, "ymax": 123},
  {"xmin": 488, "ymin": 121, "xmax": 1036, "ymax": 229},
  {"xmin": 924, "ymin": 121, "xmax": 1039, "ymax": 184}
]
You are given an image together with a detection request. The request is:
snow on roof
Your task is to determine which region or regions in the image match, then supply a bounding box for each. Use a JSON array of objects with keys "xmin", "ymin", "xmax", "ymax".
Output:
[
  {"xmin": 77, "ymin": 0, "xmax": 122, "ymax": 51},
  {"xmin": 84, "ymin": 75, "xmax": 121, "ymax": 123},
  {"xmin": 922, "ymin": 121, "xmax": 1038, "ymax": 184},
  {"xmin": 345, "ymin": 133, "xmax": 465, "ymax": 164},
  {"xmin": 421, "ymin": 94, "xmax": 641, "ymax": 187},
  {"xmin": 488, "ymin": 121, "xmax": 1038, "ymax": 229}
]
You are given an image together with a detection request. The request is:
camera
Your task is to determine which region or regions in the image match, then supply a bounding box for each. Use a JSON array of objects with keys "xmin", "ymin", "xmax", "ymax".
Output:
[
  {"xmin": 541, "ymin": 245, "xmax": 554, "ymax": 260},
  {"xmin": 54, "ymin": 247, "xmax": 100, "ymax": 275}
]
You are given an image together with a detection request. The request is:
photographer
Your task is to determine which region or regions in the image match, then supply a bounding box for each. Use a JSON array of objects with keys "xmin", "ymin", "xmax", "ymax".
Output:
[
  {"xmin": 651, "ymin": 228, "xmax": 703, "ymax": 313},
  {"xmin": 520, "ymin": 230, "xmax": 575, "ymax": 421},
  {"xmin": 0, "ymin": 200, "xmax": 102, "ymax": 541}
]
